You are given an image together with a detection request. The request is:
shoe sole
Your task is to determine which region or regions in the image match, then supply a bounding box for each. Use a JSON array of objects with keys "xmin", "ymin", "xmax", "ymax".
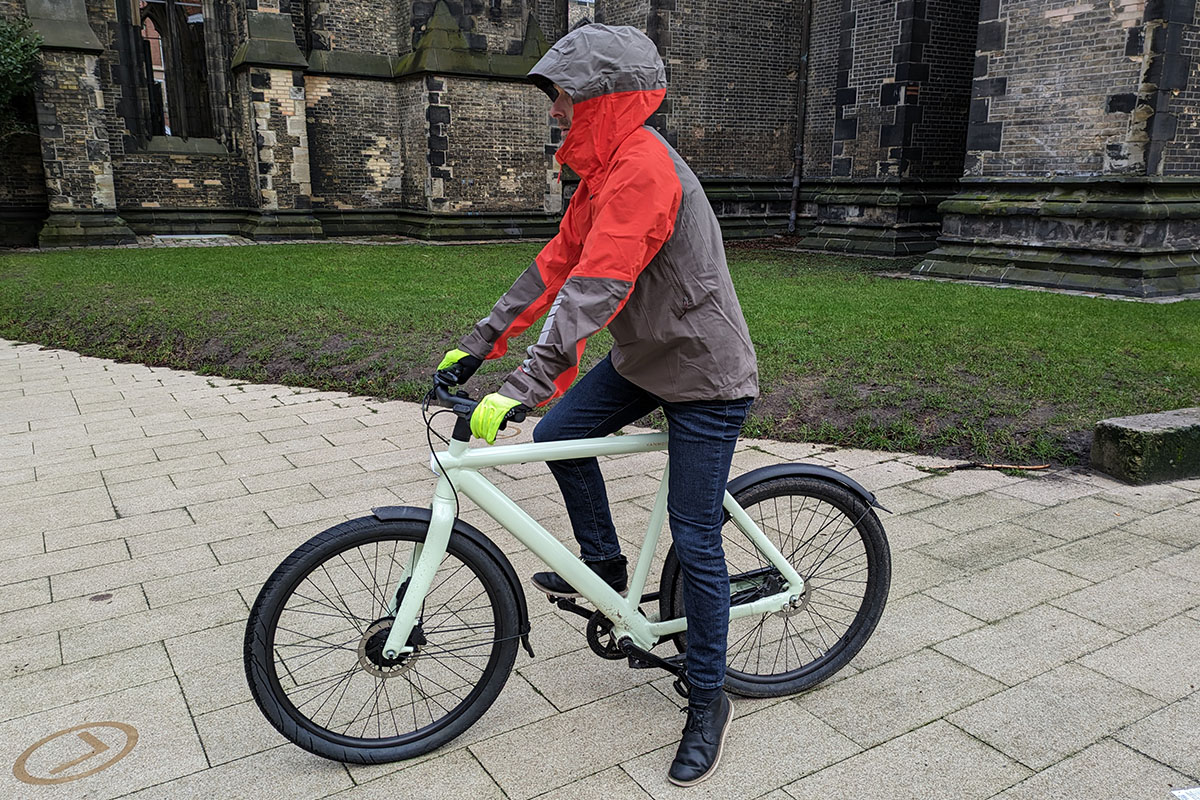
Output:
[
  {"xmin": 530, "ymin": 576, "xmax": 627, "ymax": 599},
  {"xmin": 666, "ymin": 698, "xmax": 734, "ymax": 788}
]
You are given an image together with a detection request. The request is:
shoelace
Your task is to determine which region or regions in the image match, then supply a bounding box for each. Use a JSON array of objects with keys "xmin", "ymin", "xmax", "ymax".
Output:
[{"xmin": 680, "ymin": 704, "xmax": 708, "ymax": 734}]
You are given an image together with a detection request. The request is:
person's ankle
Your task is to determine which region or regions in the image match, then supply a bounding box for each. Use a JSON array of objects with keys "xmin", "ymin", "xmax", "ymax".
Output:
[
  {"xmin": 688, "ymin": 685, "xmax": 722, "ymax": 707},
  {"xmin": 584, "ymin": 555, "xmax": 627, "ymax": 590}
]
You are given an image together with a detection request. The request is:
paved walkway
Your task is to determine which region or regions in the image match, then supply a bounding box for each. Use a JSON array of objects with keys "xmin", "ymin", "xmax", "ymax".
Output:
[{"xmin": 1, "ymin": 340, "xmax": 1197, "ymax": 800}]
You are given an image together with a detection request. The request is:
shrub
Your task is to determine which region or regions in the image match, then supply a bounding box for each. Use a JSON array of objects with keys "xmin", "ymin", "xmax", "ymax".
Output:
[{"xmin": 0, "ymin": 16, "xmax": 43, "ymax": 141}]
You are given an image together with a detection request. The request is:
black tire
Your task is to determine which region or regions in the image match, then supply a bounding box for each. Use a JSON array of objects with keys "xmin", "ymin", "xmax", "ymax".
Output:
[
  {"xmin": 659, "ymin": 476, "xmax": 890, "ymax": 698},
  {"xmin": 244, "ymin": 516, "xmax": 520, "ymax": 763}
]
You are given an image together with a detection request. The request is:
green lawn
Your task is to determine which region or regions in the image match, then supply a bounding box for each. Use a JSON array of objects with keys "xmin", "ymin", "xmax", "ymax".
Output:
[{"xmin": 2, "ymin": 242, "xmax": 1197, "ymax": 465}]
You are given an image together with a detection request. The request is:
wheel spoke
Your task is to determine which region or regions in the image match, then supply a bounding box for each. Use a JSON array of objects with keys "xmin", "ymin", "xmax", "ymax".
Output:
[
  {"xmin": 681, "ymin": 479, "xmax": 887, "ymax": 691},
  {"xmin": 248, "ymin": 522, "xmax": 518, "ymax": 759}
]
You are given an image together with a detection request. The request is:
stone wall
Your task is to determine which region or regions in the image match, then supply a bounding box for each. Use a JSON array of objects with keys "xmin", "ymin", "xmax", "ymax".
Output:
[
  {"xmin": 3, "ymin": 0, "xmax": 1199, "ymax": 291},
  {"xmin": 0, "ymin": 0, "xmax": 46, "ymax": 236},
  {"xmin": 0, "ymin": 128, "xmax": 45, "ymax": 208},
  {"xmin": 660, "ymin": 0, "xmax": 800, "ymax": 179},
  {"xmin": 966, "ymin": 0, "xmax": 1144, "ymax": 178},
  {"xmin": 316, "ymin": 0, "xmax": 400, "ymax": 54},
  {"xmin": 35, "ymin": 50, "xmax": 117, "ymax": 211},
  {"xmin": 593, "ymin": 0, "xmax": 799, "ymax": 236},
  {"xmin": 398, "ymin": 76, "xmax": 431, "ymax": 208},
  {"xmin": 114, "ymin": 150, "xmax": 250, "ymax": 210},
  {"xmin": 595, "ymin": 0, "xmax": 798, "ymax": 179},
  {"xmin": 797, "ymin": 0, "xmax": 980, "ymax": 255},
  {"xmin": 802, "ymin": 0, "xmax": 838, "ymax": 179},
  {"xmin": 436, "ymin": 75, "xmax": 553, "ymax": 212},
  {"xmin": 306, "ymin": 76, "xmax": 405, "ymax": 208},
  {"xmin": 917, "ymin": 0, "xmax": 1200, "ymax": 297},
  {"xmin": 0, "ymin": 127, "xmax": 48, "ymax": 246},
  {"xmin": 1155, "ymin": 2, "xmax": 1200, "ymax": 176},
  {"xmin": 912, "ymin": 0, "xmax": 979, "ymax": 180}
]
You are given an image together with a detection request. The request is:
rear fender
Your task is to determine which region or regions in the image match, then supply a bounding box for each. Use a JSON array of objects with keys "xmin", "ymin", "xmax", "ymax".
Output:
[{"xmin": 726, "ymin": 463, "xmax": 889, "ymax": 513}]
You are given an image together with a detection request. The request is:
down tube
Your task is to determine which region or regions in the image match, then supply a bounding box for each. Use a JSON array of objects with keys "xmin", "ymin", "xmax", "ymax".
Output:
[{"xmin": 453, "ymin": 470, "xmax": 659, "ymax": 649}]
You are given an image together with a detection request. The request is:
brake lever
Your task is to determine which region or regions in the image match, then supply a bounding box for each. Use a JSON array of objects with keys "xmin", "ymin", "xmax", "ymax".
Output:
[{"xmin": 433, "ymin": 370, "xmax": 460, "ymax": 390}]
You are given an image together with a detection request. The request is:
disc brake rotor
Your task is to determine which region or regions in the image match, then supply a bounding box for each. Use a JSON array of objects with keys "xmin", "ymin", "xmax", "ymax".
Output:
[
  {"xmin": 774, "ymin": 582, "xmax": 812, "ymax": 618},
  {"xmin": 357, "ymin": 618, "xmax": 419, "ymax": 678}
]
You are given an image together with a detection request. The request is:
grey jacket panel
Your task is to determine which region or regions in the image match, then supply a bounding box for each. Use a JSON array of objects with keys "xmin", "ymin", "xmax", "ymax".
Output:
[
  {"xmin": 529, "ymin": 24, "xmax": 667, "ymax": 102},
  {"xmin": 498, "ymin": 274, "xmax": 634, "ymax": 406},
  {"xmin": 608, "ymin": 130, "xmax": 759, "ymax": 402},
  {"xmin": 460, "ymin": 260, "xmax": 547, "ymax": 361}
]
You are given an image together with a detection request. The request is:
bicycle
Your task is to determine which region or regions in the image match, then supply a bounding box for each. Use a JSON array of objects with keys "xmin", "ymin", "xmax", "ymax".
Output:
[{"xmin": 244, "ymin": 378, "xmax": 892, "ymax": 764}]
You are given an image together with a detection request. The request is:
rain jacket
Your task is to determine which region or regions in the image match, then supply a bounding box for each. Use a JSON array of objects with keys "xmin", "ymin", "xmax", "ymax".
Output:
[{"xmin": 459, "ymin": 24, "xmax": 759, "ymax": 408}]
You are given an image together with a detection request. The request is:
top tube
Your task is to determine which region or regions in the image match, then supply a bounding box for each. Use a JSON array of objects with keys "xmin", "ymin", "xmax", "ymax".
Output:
[{"xmin": 443, "ymin": 431, "xmax": 669, "ymax": 471}]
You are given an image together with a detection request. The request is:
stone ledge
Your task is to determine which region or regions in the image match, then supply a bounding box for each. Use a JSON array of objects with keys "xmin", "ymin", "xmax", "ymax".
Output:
[
  {"xmin": 138, "ymin": 136, "xmax": 230, "ymax": 155},
  {"xmin": 38, "ymin": 210, "xmax": 136, "ymax": 247},
  {"xmin": 0, "ymin": 206, "xmax": 49, "ymax": 247},
  {"xmin": 917, "ymin": 242, "xmax": 1200, "ymax": 298},
  {"xmin": 1092, "ymin": 408, "xmax": 1200, "ymax": 485},
  {"xmin": 25, "ymin": 0, "xmax": 104, "ymax": 53}
]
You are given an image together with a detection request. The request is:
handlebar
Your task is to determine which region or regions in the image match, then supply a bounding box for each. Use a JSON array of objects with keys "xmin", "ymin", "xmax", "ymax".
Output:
[{"xmin": 431, "ymin": 373, "xmax": 528, "ymax": 427}]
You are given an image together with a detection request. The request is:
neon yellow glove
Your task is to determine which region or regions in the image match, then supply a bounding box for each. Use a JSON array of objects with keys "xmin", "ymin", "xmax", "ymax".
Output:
[
  {"xmin": 470, "ymin": 393, "xmax": 524, "ymax": 445},
  {"xmin": 437, "ymin": 348, "xmax": 471, "ymax": 370},
  {"xmin": 436, "ymin": 348, "xmax": 482, "ymax": 384}
]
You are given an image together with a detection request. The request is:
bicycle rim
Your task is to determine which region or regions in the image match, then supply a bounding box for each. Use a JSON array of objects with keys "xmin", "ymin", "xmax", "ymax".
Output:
[
  {"xmin": 725, "ymin": 483, "xmax": 879, "ymax": 684},
  {"xmin": 258, "ymin": 528, "xmax": 511, "ymax": 752}
]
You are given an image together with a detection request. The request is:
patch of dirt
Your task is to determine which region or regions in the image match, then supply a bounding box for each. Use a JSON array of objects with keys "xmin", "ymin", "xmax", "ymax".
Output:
[
  {"xmin": 751, "ymin": 374, "xmax": 1086, "ymax": 465},
  {"xmin": 4, "ymin": 299, "xmax": 1090, "ymax": 465}
]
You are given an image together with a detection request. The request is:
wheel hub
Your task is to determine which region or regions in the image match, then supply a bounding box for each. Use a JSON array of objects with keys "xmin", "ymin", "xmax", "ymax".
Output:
[
  {"xmin": 775, "ymin": 583, "xmax": 811, "ymax": 618},
  {"xmin": 357, "ymin": 618, "xmax": 423, "ymax": 678}
]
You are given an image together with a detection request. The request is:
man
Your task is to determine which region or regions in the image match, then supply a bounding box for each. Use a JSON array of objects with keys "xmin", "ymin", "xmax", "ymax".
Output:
[{"xmin": 437, "ymin": 23, "xmax": 758, "ymax": 787}]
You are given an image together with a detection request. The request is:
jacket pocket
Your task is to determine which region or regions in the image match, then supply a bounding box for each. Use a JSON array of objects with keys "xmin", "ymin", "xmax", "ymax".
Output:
[{"xmin": 660, "ymin": 257, "xmax": 695, "ymax": 318}]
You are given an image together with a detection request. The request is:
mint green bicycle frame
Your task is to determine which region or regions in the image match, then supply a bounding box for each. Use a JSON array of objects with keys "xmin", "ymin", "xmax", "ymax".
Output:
[{"xmin": 380, "ymin": 431, "xmax": 807, "ymax": 661}]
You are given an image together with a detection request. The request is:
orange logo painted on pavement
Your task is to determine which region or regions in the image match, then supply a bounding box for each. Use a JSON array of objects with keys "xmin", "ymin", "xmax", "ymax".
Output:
[{"xmin": 13, "ymin": 722, "xmax": 139, "ymax": 785}]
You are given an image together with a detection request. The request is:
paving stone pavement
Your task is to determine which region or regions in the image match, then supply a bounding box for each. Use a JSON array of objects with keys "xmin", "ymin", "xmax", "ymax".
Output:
[{"xmin": 1, "ymin": 340, "xmax": 1198, "ymax": 800}]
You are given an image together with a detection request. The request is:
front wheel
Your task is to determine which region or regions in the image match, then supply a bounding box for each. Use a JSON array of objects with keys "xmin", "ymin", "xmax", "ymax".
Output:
[
  {"xmin": 659, "ymin": 475, "xmax": 891, "ymax": 698},
  {"xmin": 244, "ymin": 516, "xmax": 520, "ymax": 763}
]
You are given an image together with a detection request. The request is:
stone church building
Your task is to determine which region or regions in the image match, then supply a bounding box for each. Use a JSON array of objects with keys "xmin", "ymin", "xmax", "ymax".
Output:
[{"xmin": 2, "ymin": 0, "xmax": 1198, "ymax": 297}]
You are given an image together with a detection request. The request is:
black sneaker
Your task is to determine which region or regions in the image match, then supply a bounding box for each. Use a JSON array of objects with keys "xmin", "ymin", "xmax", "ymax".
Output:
[
  {"xmin": 668, "ymin": 690, "xmax": 733, "ymax": 787},
  {"xmin": 531, "ymin": 555, "xmax": 628, "ymax": 597}
]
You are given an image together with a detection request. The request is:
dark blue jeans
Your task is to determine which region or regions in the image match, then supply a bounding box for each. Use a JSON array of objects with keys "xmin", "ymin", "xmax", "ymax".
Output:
[{"xmin": 533, "ymin": 354, "xmax": 752, "ymax": 690}]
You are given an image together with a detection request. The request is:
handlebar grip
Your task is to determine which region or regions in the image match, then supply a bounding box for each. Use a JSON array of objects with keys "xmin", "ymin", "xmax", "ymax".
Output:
[
  {"xmin": 432, "ymin": 380, "xmax": 528, "ymax": 430},
  {"xmin": 433, "ymin": 382, "xmax": 478, "ymax": 417}
]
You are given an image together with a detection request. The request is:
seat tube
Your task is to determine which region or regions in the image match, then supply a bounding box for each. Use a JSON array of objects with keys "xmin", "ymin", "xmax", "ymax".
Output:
[
  {"xmin": 628, "ymin": 461, "xmax": 669, "ymax": 601},
  {"xmin": 725, "ymin": 492, "xmax": 805, "ymax": 590},
  {"xmin": 381, "ymin": 474, "xmax": 457, "ymax": 659}
]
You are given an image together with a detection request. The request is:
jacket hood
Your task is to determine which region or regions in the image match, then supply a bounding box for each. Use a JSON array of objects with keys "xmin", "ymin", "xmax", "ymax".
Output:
[{"xmin": 529, "ymin": 24, "xmax": 667, "ymax": 183}]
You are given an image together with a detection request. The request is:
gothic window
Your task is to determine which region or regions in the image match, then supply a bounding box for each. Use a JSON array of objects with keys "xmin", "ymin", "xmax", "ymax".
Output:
[
  {"xmin": 115, "ymin": 0, "xmax": 231, "ymax": 145},
  {"xmin": 138, "ymin": 0, "xmax": 213, "ymax": 138}
]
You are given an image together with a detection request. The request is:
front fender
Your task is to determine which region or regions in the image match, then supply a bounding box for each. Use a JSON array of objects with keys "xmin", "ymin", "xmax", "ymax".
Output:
[{"xmin": 371, "ymin": 505, "xmax": 535, "ymax": 657}]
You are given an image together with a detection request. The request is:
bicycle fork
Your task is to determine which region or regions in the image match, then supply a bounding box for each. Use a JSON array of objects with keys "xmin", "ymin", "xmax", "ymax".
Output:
[{"xmin": 380, "ymin": 476, "xmax": 457, "ymax": 660}]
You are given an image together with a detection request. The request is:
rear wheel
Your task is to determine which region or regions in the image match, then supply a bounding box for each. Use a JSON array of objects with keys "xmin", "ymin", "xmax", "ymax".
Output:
[
  {"xmin": 659, "ymin": 475, "xmax": 890, "ymax": 698},
  {"xmin": 244, "ymin": 516, "xmax": 520, "ymax": 763}
]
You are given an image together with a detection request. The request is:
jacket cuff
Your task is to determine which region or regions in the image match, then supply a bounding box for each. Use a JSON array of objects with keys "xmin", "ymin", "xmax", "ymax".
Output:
[
  {"xmin": 458, "ymin": 332, "xmax": 493, "ymax": 361},
  {"xmin": 499, "ymin": 370, "xmax": 550, "ymax": 408}
]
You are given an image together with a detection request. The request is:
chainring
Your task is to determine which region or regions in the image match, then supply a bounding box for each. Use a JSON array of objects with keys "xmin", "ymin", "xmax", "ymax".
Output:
[{"xmin": 585, "ymin": 611, "xmax": 625, "ymax": 660}]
